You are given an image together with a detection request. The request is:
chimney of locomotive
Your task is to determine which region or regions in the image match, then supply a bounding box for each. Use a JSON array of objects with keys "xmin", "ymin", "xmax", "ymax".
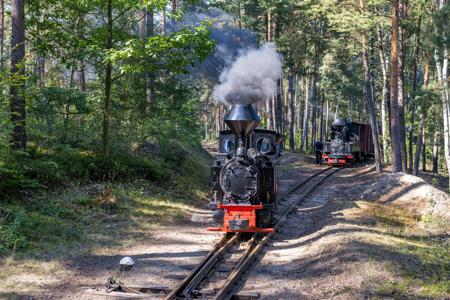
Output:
[{"xmin": 224, "ymin": 104, "xmax": 260, "ymax": 156}]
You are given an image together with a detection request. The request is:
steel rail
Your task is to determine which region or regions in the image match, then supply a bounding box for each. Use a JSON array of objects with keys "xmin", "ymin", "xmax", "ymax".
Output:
[
  {"xmin": 164, "ymin": 233, "xmax": 239, "ymax": 300},
  {"xmin": 213, "ymin": 167, "xmax": 340, "ymax": 300},
  {"xmin": 166, "ymin": 166, "xmax": 337, "ymax": 300}
]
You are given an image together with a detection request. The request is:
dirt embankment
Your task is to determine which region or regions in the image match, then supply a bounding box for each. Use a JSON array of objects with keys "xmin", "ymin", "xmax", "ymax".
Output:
[{"xmin": 359, "ymin": 172, "xmax": 450, "ymax": 223}]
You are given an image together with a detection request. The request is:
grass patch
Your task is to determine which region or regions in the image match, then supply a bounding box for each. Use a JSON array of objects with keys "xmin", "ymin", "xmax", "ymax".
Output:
[
  {"xmin": 355, "ymin": 201, "xmax": 450, "ymax": 298},
  {"xmin": 357, "ymin": 201, "xmax": 419, "ymax": 228},
  {"xmin": 375, "ymin": 238, "xmax": 450, "ymax": 298}
]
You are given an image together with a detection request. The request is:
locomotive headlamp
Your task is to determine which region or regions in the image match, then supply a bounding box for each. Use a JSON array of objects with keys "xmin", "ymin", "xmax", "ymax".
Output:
[
  {"xmin": 223, "ymin": 138, "xmax": 235, "ymax": 153},
  {"xmin": 119, "ymin": 256, "xmax": 135, "ymax": 272}
]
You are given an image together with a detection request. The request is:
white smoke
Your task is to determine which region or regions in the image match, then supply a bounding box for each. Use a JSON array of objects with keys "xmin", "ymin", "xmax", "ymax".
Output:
[{"xmin": 213, "ymin": 43, "xmax": 282, "ymax": 105}]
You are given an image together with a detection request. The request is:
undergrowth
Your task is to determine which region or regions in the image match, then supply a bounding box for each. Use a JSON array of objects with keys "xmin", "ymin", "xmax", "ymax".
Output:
[{"xmin": 0, "ymin": 140, "xmax": 211, "ymax": 258}]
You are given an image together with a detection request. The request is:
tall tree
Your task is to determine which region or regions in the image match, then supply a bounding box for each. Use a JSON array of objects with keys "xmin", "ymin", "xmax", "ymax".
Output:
[
  {"xmin": 398, "ymin": 0, "xmax": 408, "ymax": 171},
  {"xmin": 377, "ymin": 26, "xmax": 389, "ymax": 164},
  {"xmin": 359, "ymin": 0, "xmax": 382, "ymax": 173},
  {"xmin": 102, "ymin": 0, "xmax": 113, "ymax": 157},
  {"xmin": 390, "ymin": 0, "xmax": 403, "ymax": 172},
  {"xmin": 413, "ymin": 50, "xmax": 429, "ymax": 176},
  {"xmin": 434, "ymin": 0, "xmax": 449, "ymax": 185},
  {"xmin": 145, "ymin": 6, "xmax": 155, "ymax": 115},
  {"xmin": 288, "ymin": 72, "xmax": 295, "ymax": 151},
  {"xmin": 409, "ymin": 15, "xmax": 421, "ymax": 173},
  {"xmin": 10, "ymin": 0, "xmax": 26, "ymax": 150},
  {"xmin": 432, "ymin": 130, "xmax": 440, "ymax": 173}
]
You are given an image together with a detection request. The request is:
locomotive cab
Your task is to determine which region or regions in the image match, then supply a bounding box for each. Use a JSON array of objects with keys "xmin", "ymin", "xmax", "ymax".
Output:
[{"xmin": 208, "ymin": 104, "xmax": 278, "ymax": 233}]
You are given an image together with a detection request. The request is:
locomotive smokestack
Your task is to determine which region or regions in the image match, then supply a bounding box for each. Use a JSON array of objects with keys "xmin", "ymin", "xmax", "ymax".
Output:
[
  {"xmin": 224, "ymin": 104, "xmax": 260, "ymax": 140},
  {"xmin": 225, "ymin": 104, "xmax": 260, "ymax": 156}
]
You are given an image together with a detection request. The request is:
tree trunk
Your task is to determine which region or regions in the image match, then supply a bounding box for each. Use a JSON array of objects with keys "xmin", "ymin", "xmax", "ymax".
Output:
[
  {"xmin": 266, "ymin": 10, "xmax": 271, "ymax": 42},
  {"xmin": 362, "ymin": 41, "xmax": 382, "ymax": 173},
  {"xmin": 409, "ymin": 16, "xmax": 421, "ymax": 173},
  {"xmin": 0, "ymin": 0, "xmax": 4, "ymax": 71},
  {"xmin": 298, "ymin": 77, "xmax": 305, "ymax": 137},
  {"xmin": 413, "ymin": 112, "xmax": 425, "ymax": 176},
  {"xmin": 310, "ymin": 100, "xmax": 317, "ymax": 150},
  {"xmin": 274, "ymin": 78, "xmax": 283, "ymax": 133},
  {"xmin": 288, "ymin": 73, "xmax": 295, "ymax": 151},
  {"xmin": 103, "ymin": 0, "xmax": 113, "ymax": 157},
  {"xmin": 319, "ymin": 94, "xmax": 324, "ymax": 141},
  {"xmin": 266, "ymin": 10, "xmax": 273, "ymax": 132},
  {"xmin": 359, "ymin": 0, "xmax": 382, "ymax": 172},
  {"xmin": 435, "ymin": 0, "xmax": 449, "ymax": 187},
  {"xmin": 301, "ymin": 78, "xmax": 309, "ymax": 152},
  {"xmin": 10, "ymin": 0, "xmax": 26, "ymax": 150},
  {"xmin": 414, "ymin": 50, "xmax": 428, "ymax": 177},
  {"xmin": 309, "ymin": 74, "xmax": 318, "ymax": 149},
  {"xmin": 432, "ymin": 130, "xmax": 440, "ymax": 174},
  {"xmin": 62, "ymin": 69, "xmax": 75, "ymax": 144},
  {"xmin": 145, "ymin": 7, "xmax": 154, "ymax": 115},
  {"xmin": 37, "ymin": 56, "xmax": 45, "ymax": 88},
  {"xmin": 325, "ymin": 98, "xmax": 329, "ymax": 140},
  {"xmin": 398, "ymin": 0, "xmax": 408, "ymax": 171},
  {"xmin": 78, "ymin": 60, "xmax": 87, "ymax": 92},
  {"xmin": 267, "ymin": 96, "xmax": 274, "ymax": 129},
  {"xmin": 172, "ymin": 0, "xmax": 177, "ymax": 13},
  {"xmin": 422, "ymin": 134, "xmax": 426, "ymax": 172},
  {"xmin": 389, "ymin": 0, "xmax": 402, "ymax": 172}
]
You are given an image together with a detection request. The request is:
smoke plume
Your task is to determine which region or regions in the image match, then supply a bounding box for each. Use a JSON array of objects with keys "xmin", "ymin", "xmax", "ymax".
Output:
[{"xmin": 213, "ymin": 43, "xmax": 282, "ymax": 105}]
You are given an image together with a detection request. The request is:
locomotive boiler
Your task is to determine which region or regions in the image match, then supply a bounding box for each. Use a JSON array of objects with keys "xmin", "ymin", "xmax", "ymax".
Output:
[
  {"xmin": 208, "ymin": 104, "xmax": 278, "ymax": 233},
  {"xmin": 322, "ymin": 118, "xmax": 374, "ymax": 166}
]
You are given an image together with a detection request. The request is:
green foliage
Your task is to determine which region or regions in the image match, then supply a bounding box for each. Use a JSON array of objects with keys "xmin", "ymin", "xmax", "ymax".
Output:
[
  {"xmin": 30, "ymin": 87, "xmax": 89, "ymax": 116},
  {"xmin": 108, "ymin": 21, "xmax": 215, "ymax": 75},
  {"xmin": 0, "ymin": 207, "xmax": 33, "ymax": 255},
  {"xmin": 13, "ymin": 147, "xmax": 170, "ymax": 187}
]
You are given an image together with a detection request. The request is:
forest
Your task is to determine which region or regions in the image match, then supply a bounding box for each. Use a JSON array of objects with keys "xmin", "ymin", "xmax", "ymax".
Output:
[
  {"xmin": 1, "ymin": 0, "xmax": 446, "ymax": 187},
  {"xmin": 0, "ymin": 0, "xmax": 449, "ymax": 297},
  {"xmin": 1, "ymin": 0, "xmax": 449, "ymax": 182}
]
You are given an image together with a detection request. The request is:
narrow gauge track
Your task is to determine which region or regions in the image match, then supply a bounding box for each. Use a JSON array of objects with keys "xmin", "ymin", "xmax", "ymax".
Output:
[{"xmin": 165, "ymin": 166, "xmax": 340, "ymax": 300}]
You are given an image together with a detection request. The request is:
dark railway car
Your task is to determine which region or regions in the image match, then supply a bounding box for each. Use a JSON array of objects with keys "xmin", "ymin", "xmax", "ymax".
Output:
[
  {"xmin": 322, "ymin": 118, "xmax": 374, "ymax": 167},
  {"xmin": 208, "ymin": 104, "xmax": 279, "ymax": 233}
]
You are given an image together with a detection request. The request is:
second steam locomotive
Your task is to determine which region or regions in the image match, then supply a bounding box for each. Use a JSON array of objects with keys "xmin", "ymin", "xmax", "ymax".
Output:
[
  {"xmin": 322, "ymin": 118, "xmax": 374, "ymax": 167},
  {"xmin": 208, "ymin": 104, "xmax": 279, "ymax": 233}
]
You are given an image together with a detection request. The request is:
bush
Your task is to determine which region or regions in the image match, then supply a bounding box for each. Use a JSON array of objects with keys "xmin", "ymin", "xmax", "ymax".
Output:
[
  {"xmin": 0, "ymin": 162, "xmax": 43, "ymax": 196},
  {"xmin": 0, "ymin": 207, "xmax": 33, "ymax": 255},
  {"xmin": 1, "ymin": 146, "xmax": 172, "ymax": 191}
]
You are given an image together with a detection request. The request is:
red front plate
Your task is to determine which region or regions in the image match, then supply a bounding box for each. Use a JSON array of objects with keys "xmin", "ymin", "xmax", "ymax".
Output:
[{"xmin": 207, "ymin": 203, "xmax": 274, "ymax": 233}]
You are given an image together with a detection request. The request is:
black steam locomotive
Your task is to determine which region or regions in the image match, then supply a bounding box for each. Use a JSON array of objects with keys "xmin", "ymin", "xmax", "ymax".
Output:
[
  {"xmin": 208, "ymin": 104, "xmax": 279, "ymax": 233},
  {"xmin": 322, "ymin": 118, "xmax": 374, "ymax": 166}
]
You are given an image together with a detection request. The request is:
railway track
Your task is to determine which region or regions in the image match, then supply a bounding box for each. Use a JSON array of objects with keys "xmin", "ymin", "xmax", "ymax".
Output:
[{"xmin": 165, "ymin": 166, "xmax": 340, "ymax": 300}]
